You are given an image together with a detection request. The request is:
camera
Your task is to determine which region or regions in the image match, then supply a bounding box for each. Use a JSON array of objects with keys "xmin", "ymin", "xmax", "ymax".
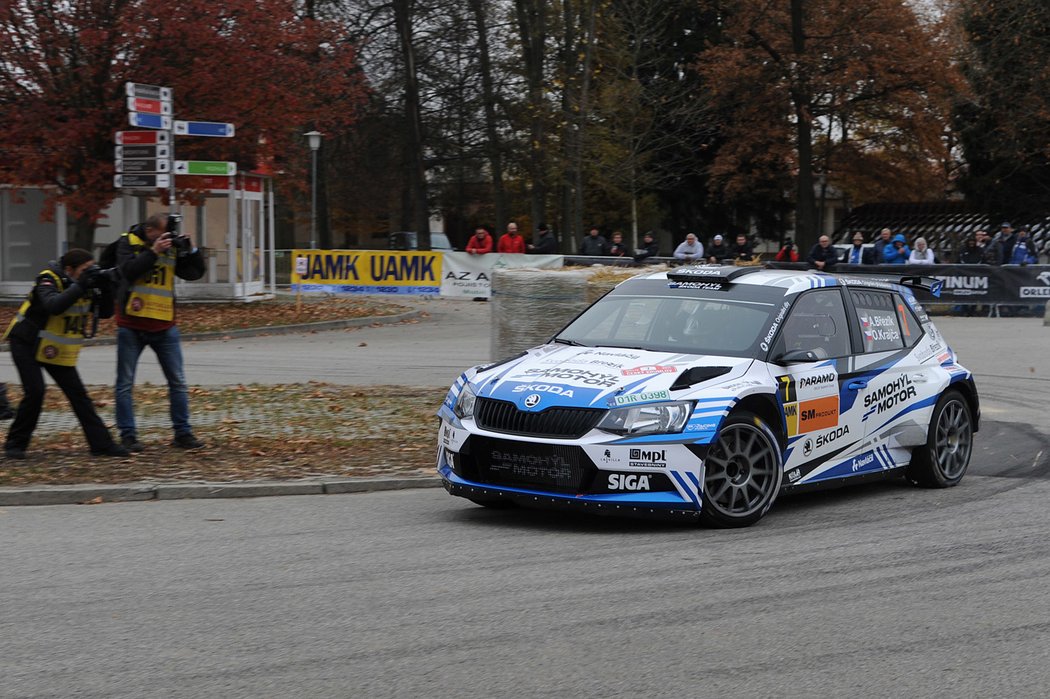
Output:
[
  {"xmin": 80, "ymin": 264, "xmax": 121, "ymax": 290},
  {"xmin": 161, "ymin": 213, "xmax": 191, "ymax": 252}
]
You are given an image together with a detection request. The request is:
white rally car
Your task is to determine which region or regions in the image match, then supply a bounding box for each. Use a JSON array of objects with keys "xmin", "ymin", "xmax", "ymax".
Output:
[{"xmin": 436, "ymin": 266, "xmax": 979, "ymax": 527}]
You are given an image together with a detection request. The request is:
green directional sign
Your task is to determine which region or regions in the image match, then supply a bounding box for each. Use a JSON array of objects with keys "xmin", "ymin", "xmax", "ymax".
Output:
[{"xmin": 173, "ymin": 160, "xmax": 237, "ymax": 176}]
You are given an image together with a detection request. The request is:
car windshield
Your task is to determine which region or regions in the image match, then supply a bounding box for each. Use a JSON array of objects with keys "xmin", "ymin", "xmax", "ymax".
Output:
[{"xmin": 555, "ymin": 283, "xmax": 783, "ymax": 358}]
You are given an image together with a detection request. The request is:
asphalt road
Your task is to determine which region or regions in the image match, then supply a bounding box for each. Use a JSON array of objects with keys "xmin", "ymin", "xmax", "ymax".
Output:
[
  {"xmin": 4, "ymin": 472, "xmax": 1050, "ymax": 698},
  {"xmin": 3, "ymin": 299, "xmax": 1050, "ymax": 697}
]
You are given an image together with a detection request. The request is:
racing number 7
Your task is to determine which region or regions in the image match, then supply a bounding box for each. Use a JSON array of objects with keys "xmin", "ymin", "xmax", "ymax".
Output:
[{"xmin": 778, "ymin": 375, "xmax": 796, "ymax": 403}]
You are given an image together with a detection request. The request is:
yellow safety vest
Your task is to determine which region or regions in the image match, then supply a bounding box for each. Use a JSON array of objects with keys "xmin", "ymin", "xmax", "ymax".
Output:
[
  {"xmin": 124, "ymin": 232, "xmax": 176, "ymax": 321},
  {"xmin": 2, "ymin": 270, "xmax": 91, "ymax": 366}
]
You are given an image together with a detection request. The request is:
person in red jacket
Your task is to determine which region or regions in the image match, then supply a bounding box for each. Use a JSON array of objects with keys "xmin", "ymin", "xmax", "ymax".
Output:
[
  {"xmin": 775, "ymin": 238, "xmax": 799, "ymax": 262},
  {"xmin": 466, "ymin": 226, "xmax": 493, "ymax": 255},
  {"xmin": 497, "ymin": 221, "xmax": 526, "ymax": 253}
]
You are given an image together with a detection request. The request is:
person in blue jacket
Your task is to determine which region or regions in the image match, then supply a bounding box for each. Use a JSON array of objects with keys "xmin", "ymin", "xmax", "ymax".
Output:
[
  {"xmin": 883, "ymin": 233, "xmax": 911, "ymax": 264},
  {"xmin": 1008, "ymin": 228, "xmax": 1039, "ymax": 265}
]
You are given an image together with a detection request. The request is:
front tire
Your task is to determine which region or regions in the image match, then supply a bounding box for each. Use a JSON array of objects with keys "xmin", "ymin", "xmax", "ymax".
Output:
[
  {"xmin": 906, "ymin": 389, "xmax": 973, "ymax": 488},
  {"xmin": 699, "ymin": 411, "xmax": 783, "ymax": 528}
]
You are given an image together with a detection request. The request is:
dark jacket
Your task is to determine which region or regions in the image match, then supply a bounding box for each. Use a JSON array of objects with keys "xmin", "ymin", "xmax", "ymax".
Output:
[
  {"xmin": 957, "ymin": 243, "xmax": 983, "ymax": 264},
  {"xmin": 726, "ymin": 241, "xmax": 754, "ymax": 262},
  {"xmin": 634, "ymin": 240, "xmax": 660, "ymax": 263},
  {"xmin": 7, "ymin": 263, "xmax": 114, "ymax": 344},
  {"xmin": 579, "ymin": 234, "xmax": 608, "ymax": 256},
  {"xmin": 529, "ymin": 230, "xmax": 558, "ymax": 254},
  {"xmin": 115, "ymin": 230, "xmax": 205, "ymax": 323},
  {"xmin": 807, "ymin": 243, "xmax": 839, "ymax": 271},
  {"xmin": 705, "ymin": 242, "xmax": 729, "ymax": 263}
]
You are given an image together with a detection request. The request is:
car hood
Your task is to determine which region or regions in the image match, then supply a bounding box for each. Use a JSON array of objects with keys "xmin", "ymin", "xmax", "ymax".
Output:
[{"xmin": 472, "ymin": 345, "xmax": 754, "ymax": 411}]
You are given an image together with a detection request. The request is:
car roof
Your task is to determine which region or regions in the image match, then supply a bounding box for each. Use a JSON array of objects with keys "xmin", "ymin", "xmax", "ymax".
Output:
[{"xmin": 633, "ymin": 266, "xmax": 909, "ymax": 297}]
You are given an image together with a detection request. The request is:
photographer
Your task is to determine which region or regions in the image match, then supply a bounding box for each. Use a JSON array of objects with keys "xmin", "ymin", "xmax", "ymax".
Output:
[
  {"xmin": 3, "ymin": 249, "xmax": 127, "ymax": 459},
  {"xmin": 775, "ymin": 238, "xmax": 799, "ymax": 262},
  {"xmin": 114, "ymin": 213, "xmax": 205, "ymax": 452}
]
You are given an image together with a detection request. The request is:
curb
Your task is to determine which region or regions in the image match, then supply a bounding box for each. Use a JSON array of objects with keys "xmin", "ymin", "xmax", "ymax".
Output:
[{"xmin": 0, "ymin": 476, "xmax": 442, "ymax": 507}]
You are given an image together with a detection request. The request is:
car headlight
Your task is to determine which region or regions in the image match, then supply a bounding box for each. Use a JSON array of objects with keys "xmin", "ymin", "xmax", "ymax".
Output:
[
  {"xmin": 597, "ymin": 401, "xmax": 694, "ymax": 436},
  {"xmin": 453, "ymin": 384, "xmax": 478, "ymax": 419}
]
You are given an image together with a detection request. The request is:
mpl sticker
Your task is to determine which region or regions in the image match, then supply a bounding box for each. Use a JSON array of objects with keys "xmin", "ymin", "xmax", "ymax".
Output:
[{"xmin": 613, "ymin": 390, "xmax": 670, "ymax": 406}]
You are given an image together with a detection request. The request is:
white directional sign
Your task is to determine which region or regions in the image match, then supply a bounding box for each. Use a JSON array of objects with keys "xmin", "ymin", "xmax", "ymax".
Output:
[
  {"xmin": 114, "ymin": 174, "xmax": 171, "ymax": 189},
  {"xmin": 129, "ymin": 112, "xmax": 172, "ymax": 130},
  {"xmin": 125, "ymin": 82, "xmax": 173, "ymax": 102},
  {"xmin": 173, "ymin": 120, "xmax": 235, "ymax": 137},
  {"xmin": 174, "ymin": 160, "xmax": 236, "ymax": 176}
]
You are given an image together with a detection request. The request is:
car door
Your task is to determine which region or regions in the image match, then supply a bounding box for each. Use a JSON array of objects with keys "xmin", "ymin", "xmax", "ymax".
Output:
[
  {"xmin": 846, "ymin": 287, "xmax": 928, "ymax": 470},
  {"xmin": 771, "ymin": 288, "xmax": 869, "ymax": 484}
]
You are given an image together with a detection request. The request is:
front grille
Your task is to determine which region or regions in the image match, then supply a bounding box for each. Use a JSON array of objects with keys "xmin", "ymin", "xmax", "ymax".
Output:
[
  {"xmin": 475, "ymin": 397, "xmax": 605, "ymax": 438},
  {"xmin": 467, "ymin": 436, "xmax": 589, "ymax": 494}
]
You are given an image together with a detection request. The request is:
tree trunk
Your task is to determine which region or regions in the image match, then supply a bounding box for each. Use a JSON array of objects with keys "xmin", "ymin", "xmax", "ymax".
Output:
[
  {"xmin": 469, "ymin": 0, "xmax": 507, "ymax": 232},
  {"xmin": 515, "ymin": 0, "xmax": 548, "ymax": 235},
  {"xmin": 394, "ymin": 0, "xmax": 431, "ymax": 249},
  {"xmin": 72, "ymin": 214, "xmax": 95, "ymax": 252},
  {"xmin": 790, "ymin": 0, "xmax": 816, "ymax": 251}
]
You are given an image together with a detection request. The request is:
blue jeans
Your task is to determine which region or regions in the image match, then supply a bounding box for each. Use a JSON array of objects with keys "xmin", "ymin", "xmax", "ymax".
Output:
[{"xmin": 115, "ymin": 326, "xmax": 192, "ymax": 438}]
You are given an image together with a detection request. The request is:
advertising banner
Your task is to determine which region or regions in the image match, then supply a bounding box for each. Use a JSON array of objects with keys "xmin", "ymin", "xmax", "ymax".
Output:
[
  {"xmin": 440, "ymin": 252, "xmax": 564, "ymax": 299},
  {"xmin": 290, "ymin": 250, "xmax": 442, "ymax": 295},
  {"xmin": 769, "ymin": 263, "xmax": 1050, "ymax": 304}
]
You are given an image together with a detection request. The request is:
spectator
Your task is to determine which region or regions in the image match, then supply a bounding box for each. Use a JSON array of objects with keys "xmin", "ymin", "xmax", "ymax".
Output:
[
  {"xmin": 466, "ymin": 226, "xmax": 493, "ymax": 255},
  {"xmin": 872, "ymin": 228, "xmax": 893, "ymax": 263},
  {"xmin": 607, "ymin": 231, "xmax": 628, "ymax": 257},
  {"xmin": 633, "ymin": 232, "xmax": 660, "ymax": 263},
  {"xmin": 993, "ymin": 222, "xmax": 1017, "ymax": 264},
  {"xmin": 673, "ymin": 233, "xmax": 704, "ymax": 262},
  {"xmin": 497, "ymin": 221, "xmax": 526, "ymax": 253},
  {"xmin": 807, "ymin": 235, "xmax": 839, "ymax": 272},
  {"xmin": 527, "ymin": 222, "xmax": 558, "ymax": 254},
  {"xmin": 114, "ymin": 214, "xmax": 206, "ymax": 451},
  {"xmin": 908, "ymin": 237, "xmax": 936, "ymax": 264},
  {"xmin": 726, "ymin": 233, "xmax": 754, "ymax": 263},
  {"xmin": 3, "ymin": 249, "xmax": 128, "ymax": 459},
  {"xmin": 705, "ymin": 234, "xmax": 729, "ymax": 263},
  {"xmin": 844, "ymin": 231, "xmax": 866, "ymax": 265},
  {"xmin": 775, "ymin": 238, "xmax": 799, "ymax": 262},
  {"xmin": 579, "ymin": 227, "xmax": 608, "ymax": 256},
  {"xmin": 978, "ymin": 229, "xmax": 1002, "ymax": 265},
  {"xmin": 883, "ymin": 234, "xmax": 910, "ymax": 264},
  {"xmin": 957, "ymin": 236, "xmax": 983, "ymax": 264},
  {"xmin": 1008, "ymin": 227, "xmax": 1039, "ymax": 265}
]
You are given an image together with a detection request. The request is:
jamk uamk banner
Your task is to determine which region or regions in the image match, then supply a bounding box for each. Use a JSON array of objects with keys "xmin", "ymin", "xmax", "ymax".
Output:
[
  {"xmin": 291, "ymin": 250, "xmax": 442, "ymax": 295},
  {"xmin": 769, "ymin": 263, "xmax": 1050, "ymax": 304}
]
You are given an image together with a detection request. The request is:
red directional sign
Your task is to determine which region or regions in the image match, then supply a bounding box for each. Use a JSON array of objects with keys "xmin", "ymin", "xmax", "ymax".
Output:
[
  {"xmin": 127, "ymin": 96, "xmax": 172, "ymax": 116},
  {"xmin": 115, "ymin": 130, "xmax": 170, "ymax": 145}
]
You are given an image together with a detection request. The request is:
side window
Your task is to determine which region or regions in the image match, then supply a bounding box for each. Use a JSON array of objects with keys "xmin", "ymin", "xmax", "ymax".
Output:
[
  {"xmin": 850, "ymin": 290, "xmax": 905, "ymax": 352},
  {"xmin": 773, "ymin": 289, "xmax": 851, "ymax": 359},
  {"xmin": 893, "ymin": 293, "xmax": 923, "ymax": 348}
]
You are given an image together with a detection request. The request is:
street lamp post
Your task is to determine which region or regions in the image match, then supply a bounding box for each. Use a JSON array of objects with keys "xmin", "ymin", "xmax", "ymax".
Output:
[{"xmin": 304, "ymin": 131, "xmax": 323, "ymax": 249}]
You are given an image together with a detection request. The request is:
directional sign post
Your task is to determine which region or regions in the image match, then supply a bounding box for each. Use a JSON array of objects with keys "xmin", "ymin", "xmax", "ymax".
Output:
[
  {"xmin": 127, "ymin": 96, "xmax": 172, "ymax": 116},
  {"xmin": 116, "ymin": 145, "xmax": 171, "ymax": 159},
  {"xmin": 114, "ymin": 174, "xmax": 171, "ymax": 189},
  {"xmin": 174, "ymin": 160, "xmax": 237, "ymax": 176},
  {"xmin": 116, "ymin": 158, "xmax": 171, "ymax": 174},
  {"xmin": 125, "ymin": 82, "xmax": 173, "ymax": 102},
  {"xmin": 115, "ymin": 130, "xmax": 170, "ymax": 145},
  {"xmin": 129, "ymin": 112, "xmax": 172, "ymax": 130},
  {"xmin": 173, "ymin": 120, "xmax": 235, "ymax": 138}
]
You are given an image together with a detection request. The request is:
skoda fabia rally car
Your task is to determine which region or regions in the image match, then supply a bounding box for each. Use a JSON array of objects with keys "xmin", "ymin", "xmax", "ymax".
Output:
[{"xmin": 436, "ymin": 266, "xmax": 979, "ymax": 527}]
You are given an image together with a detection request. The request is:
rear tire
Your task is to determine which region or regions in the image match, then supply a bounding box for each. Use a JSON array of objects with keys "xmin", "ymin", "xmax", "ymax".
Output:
[
  {"xmin": 699, "ymin": 411, "xmax": 783, "ymax": 528},
  {"xmin": 906, "ymin": 389, "xmax": 973, "ymax": 488}
]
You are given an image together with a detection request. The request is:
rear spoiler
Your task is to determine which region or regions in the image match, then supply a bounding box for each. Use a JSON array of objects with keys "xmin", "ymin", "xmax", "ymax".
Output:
[{"xmin": 834, "ymin": 271, "xmax": 943, "ymax": 298}]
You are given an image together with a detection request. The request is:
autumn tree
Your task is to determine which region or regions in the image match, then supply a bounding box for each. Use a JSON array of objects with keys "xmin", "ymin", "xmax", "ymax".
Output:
[
  {"xmin": 697, "ymin": 0, "xmax": 958, "ymax": 249},
  {"xmin": 954, "ymin": 0, "xmax": 1050, "ymax": 219},
  {"xmin": 0, "ymin": 0, "xmax": 365, "ymax": 249}
]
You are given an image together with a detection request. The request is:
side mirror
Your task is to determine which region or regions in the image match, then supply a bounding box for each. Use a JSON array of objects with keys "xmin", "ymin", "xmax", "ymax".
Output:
[{"xmin": 774, "ymin": 349, "xmax": 821, "ymax": 364}]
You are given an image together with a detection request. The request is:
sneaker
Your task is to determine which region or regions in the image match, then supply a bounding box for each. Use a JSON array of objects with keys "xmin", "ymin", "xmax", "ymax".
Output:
[
  {"xmin": 4, "ymin": 447, "xmax": 26, "ymax": 459},
  {"xmin": 172, "ymin": 433, "xmax": 204, "ymax": 449},
  {"xmin": 121, "ymin": 436, "xmax": 145, "ymax": 453},
  {"xmin": 91, "ymin": 444, "xmax": 130, "ymax": 457}
]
